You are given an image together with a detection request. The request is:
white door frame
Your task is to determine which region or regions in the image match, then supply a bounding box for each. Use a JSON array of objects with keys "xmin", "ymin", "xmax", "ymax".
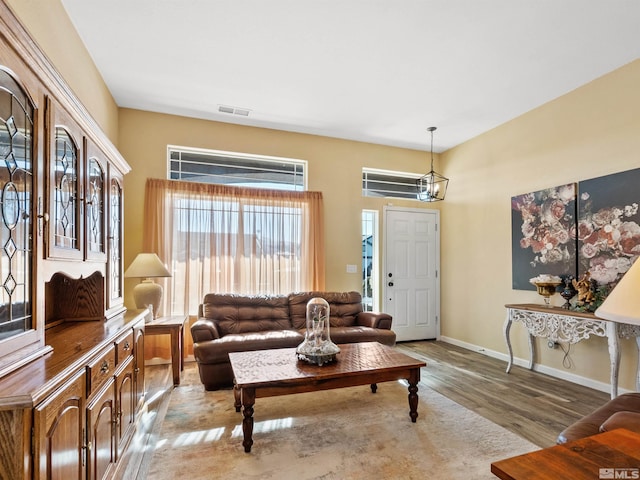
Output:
[{"xmin": 383, "ymin": 206, "xmax": 441, "ymax": 341}]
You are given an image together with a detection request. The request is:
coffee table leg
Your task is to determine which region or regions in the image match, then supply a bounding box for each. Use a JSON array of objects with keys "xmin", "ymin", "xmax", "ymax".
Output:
[
  {"xmin": 407, "ymin": 368, "xmax": 420, "ymax": 423},
  {"xmin": 241, "ymin": 387, "xmax": 256, "ymax": 453}
]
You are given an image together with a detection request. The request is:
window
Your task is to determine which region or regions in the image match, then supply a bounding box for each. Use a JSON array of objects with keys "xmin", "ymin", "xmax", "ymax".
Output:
[
  {"xmin": 362, "ymin": 168, "xmax": 422, "ymax": 200},
  {"xmin": 143, "ymin": 179, "xmax": 324, "ymax": 316},
  {"xmin": 361, "ymin": 210, "xmax": 379, "ymax": 312},
  {"xmin": 168, "ymin": 145, "xmax": 306, "ymax": 191}
]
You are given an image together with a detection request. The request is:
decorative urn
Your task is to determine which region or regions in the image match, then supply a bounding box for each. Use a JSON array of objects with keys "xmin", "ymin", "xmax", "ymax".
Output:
[{"xmin": 530, "ymin": 274, "xmax": 563, "ymax": 307}]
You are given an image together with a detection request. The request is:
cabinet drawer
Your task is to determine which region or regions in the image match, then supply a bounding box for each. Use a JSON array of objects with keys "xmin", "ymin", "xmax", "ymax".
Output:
[
  {"xmin": 86, "ymin": 345, "xmax": 116, "ymax": 398},
  {"xmin": 115, "ymin": 329, "xmax": 134, "ymax": 365}
]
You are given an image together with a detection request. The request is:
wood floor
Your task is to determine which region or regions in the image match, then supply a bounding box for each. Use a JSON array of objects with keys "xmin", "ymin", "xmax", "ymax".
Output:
[
  {"xmin": 131, "ymin": 339, "xmax": 611, "ymax": 478},
  {"xmin": 396, "ymin": 340, "xmax": 610, "ymax": 448}
]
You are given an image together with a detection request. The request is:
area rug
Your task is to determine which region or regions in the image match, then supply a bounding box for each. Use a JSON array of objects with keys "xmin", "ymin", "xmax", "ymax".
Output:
[{"xmin": 146, "ymin": 364, "xmax": 538, "ymax": 480}]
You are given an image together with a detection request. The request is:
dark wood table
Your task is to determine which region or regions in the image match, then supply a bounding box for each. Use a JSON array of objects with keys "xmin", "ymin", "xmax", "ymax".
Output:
[
  {"xmin": 229, "ymin": 341, "xmax": 426, "ymax": 452},
  {"xmin": 145, "ymin": 315, "xmax": 189, "ymax": 386},
  {"xmin": 491, "ymin": 429, "xmax": 640, "ymax": 480}
]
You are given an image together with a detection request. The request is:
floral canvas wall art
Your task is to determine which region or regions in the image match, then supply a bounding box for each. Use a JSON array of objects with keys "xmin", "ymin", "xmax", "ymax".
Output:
[
  {"xmin": 577, "ymin": 168, "xmax": 640, "ymax": 289},
  {"xmin": 511, "ymin": 183, "xmax": 577, "ymax": 290},
  {"xmin": 511, "ymin": 168, "xmax": 640, "ymax": 297}
]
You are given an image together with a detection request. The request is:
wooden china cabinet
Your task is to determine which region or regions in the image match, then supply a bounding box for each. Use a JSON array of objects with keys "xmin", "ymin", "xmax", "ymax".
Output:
[{"xmin": 0, "ymin": 2, "xmax": 147, "ymax": 479}]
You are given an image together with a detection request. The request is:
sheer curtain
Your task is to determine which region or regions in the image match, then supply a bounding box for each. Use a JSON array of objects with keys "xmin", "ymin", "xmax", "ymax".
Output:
[{"xmin": 142, "ymin": 178, "xmax": 325, "ymax": 357}]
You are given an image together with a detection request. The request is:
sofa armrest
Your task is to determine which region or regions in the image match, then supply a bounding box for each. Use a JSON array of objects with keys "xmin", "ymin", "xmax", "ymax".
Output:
[
  {"xmin": 357, "ymin": 311, "xmax": 393, "ymax": 330},
  {"xmin": 600, "ymin": 411, "xmax": 640, "ymax": 435},
  {"xmin": 191, "ymin": 319, "xmax": 221, "ymax": 342}
]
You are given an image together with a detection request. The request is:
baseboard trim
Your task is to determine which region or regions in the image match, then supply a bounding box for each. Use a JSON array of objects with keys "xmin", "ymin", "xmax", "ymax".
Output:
[{"xmin": 438, "ymin": 335, "xmax": 630, "ymax": 395}]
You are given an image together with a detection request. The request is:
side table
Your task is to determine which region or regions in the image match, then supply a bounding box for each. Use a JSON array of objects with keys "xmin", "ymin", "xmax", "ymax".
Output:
[
  {"xmin": 504, "ymin": 304, "xmax": 640, "ymax": 398},
  {"xmin": 145, "ymin": 315, "xmax": 189, "ymax": 386}
]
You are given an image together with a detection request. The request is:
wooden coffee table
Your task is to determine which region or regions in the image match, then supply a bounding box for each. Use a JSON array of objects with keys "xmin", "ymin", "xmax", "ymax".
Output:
[
  {"xmin": 229, "ymin": 341, "xmax": 426, "ymax": 452},
  {"xmin": 491, "ymin": 428, "xmax": 640, "ymax": 480}
]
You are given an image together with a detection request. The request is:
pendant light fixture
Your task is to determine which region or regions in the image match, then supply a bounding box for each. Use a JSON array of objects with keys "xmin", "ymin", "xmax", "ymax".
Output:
[{"xmin": 416, "ymin": 126, "xmax": 448, "ymax": 202}]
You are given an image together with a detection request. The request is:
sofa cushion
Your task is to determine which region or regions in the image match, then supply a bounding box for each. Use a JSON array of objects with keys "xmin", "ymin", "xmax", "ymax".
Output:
[
  {"xmin": 328, "ymin": 326, "xmax": 396, "ymax": 347},
  {"xmin": 193, "ymin": 330, "xmax": 304, "ymax": 364},
  {"xmin": 202, "ymin": 293, "xmax": 292, "ymax": 336},
  {"xmin": 600, "ymin": 411, "xmax": 640, "ymax": 434},
  {"xmin": 289, "ymin": 291, "xmax": 363, "ymax": 329}
]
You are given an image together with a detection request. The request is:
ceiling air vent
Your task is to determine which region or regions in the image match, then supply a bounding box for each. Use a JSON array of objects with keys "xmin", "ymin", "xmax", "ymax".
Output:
[{"xmin": 218, "ymin": 105, "xmax": 251, "ymax": 116}]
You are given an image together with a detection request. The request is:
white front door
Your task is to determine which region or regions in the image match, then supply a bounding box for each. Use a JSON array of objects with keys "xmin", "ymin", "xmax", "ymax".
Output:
[{"xmin": 384, "ymin": 207, "xmax": 439, "ymax": 341}]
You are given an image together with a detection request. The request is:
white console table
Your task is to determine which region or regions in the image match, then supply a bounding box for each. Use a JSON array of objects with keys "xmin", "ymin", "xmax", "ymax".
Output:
[{"xmin": 504, "ymin": 303, "xmax": 640, "ymax": 398}]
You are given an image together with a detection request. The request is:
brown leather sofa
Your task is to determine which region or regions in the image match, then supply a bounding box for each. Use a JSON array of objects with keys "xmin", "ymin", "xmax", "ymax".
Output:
[
  {"xmin": 190, "ymin": 291, "xmax": 396, "ymax": 390},
  {"xmin": 557, "ymin": 392, "xmax": 640, "ymax": 443}
]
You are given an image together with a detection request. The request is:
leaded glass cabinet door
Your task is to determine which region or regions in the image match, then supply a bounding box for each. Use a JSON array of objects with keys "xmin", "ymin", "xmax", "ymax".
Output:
[
  {"xmin": 0, "ymin": 65, "xmax": 48, "ymax": 378},
  {"xmin": 106, "ymin": 172, "xmax": 125, "ymax": 316},
  {"xmin": 54, "ymin": 128, "xmax": 79, "ymax": 249},
  {"xmin": 0, "ymin": 66, "xmax": 33, "ymax": 339},
  {"xmin": 85, "ymin": 140, "xmax": 107, "ymax": 262},
  {"xmin": 47, "ymin": 101, "xmax": 83, "ymax": 260}
]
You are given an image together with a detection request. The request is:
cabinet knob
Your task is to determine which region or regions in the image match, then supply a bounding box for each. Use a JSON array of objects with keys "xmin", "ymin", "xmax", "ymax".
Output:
[
  {"xmin": 112, "ymin": 411, "xmax": 122, "ymax": 426},
  {"xmin": 100, "ymin": 360, "xmax": 109, "ymax": 374},
  {"xmin": 123, "ymin": 341, "xmax": 131, "ymax": 351}
]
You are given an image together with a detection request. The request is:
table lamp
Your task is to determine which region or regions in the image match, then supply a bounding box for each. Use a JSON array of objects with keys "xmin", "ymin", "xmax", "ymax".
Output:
[
  {"xmin": 124, "ymin": 253, "xmax": 171, "ymax": 319},
  {"xmin": 595, "ymin": 258, "xmax": 640, "ymax": 325}
]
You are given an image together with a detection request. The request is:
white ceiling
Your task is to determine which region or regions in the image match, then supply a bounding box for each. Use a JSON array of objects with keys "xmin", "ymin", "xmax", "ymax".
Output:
[{"xmin": 60, "ymin": 0, "xmax": 640, "ymax": 153}]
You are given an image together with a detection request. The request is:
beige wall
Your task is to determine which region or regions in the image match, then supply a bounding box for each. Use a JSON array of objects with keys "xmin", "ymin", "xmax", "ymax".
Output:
[
  {"xmin": 117, "ymin": 109, "xmax": 438, "ymax": 308},
  {"xmin": 440, "ymin": 59, "xmax": 640, "ymax": 391},
  {"xmin": 6, "ymin": 0, "xmax": 119, "ymax": 142}
]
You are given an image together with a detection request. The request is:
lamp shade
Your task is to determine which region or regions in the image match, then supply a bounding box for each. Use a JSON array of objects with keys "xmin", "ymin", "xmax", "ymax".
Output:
[
  {"xmin": 595, "ymin": 259, "xmax": 640, "ymax": 325},
  {"xmin": 124, "ymin": 253, "xmax": 171, "ymax": 279}
]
